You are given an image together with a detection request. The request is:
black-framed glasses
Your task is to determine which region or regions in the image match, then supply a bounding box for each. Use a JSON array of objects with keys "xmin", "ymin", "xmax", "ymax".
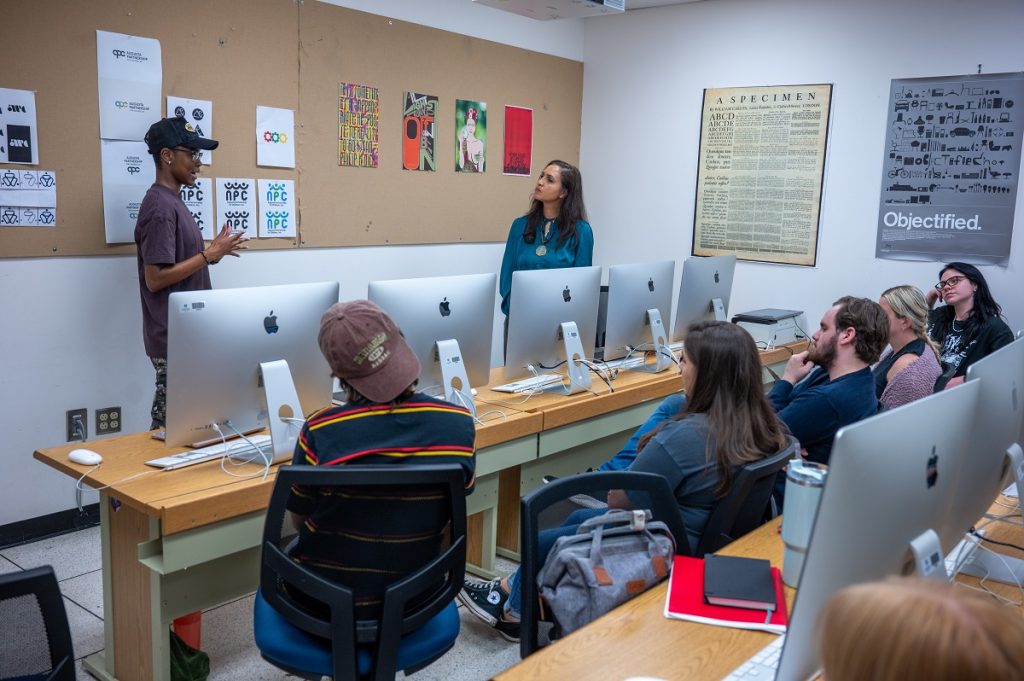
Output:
[
  {"xmin": 171, "ymin": 147, "xmax": 203, "ymax": 161},
  {"xmin": 935, "ymin": 275, "xmax": 967, "ymax": 291}
]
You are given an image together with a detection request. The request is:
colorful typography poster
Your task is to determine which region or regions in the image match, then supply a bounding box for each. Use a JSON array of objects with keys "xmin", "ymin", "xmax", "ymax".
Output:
[
  {"xmin": 402, "ymin": 91, "xmax": 438, "ymax": 171},
  {"xmin": 455, "ymin": 99, "xmax": 486, "ymax": 173},
  {"xmin": 875, "ymin": 72, "xmax": 1023, "ymax": 265},
  {"xmin": 339, "ymin": 82, "xmax": 379, "ymax": 168},
  {"xmin": 503, "ymin": 105, "xmax": 533, "ymax": 176}
]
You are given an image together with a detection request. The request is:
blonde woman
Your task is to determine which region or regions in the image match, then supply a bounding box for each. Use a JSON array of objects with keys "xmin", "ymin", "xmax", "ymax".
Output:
[
  {"xmin": 820, "ymin": 577, "xmax": 1024, "ymax": 681},
  {"xmin": 874, "ymin": 285, "xmax": 941, "ymax": 409}
]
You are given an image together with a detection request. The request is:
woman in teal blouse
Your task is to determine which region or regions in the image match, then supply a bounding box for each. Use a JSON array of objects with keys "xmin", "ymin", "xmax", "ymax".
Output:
[{"xmin": 498, "ymin": 160, "xmax": 594, "ymax": 320}]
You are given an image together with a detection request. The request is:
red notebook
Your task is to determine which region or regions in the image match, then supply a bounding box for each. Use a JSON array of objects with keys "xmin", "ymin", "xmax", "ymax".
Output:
[{"xmin": 663, "ymin": 555, "xmax": 788, "ymax": 633}]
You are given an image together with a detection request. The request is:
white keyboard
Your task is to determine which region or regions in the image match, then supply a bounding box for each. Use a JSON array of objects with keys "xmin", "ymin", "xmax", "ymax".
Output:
[
  {"xmin": 492, "ymin": 373, "xmax": 563, "ymax": 393},
  {"xmin": 145, "ymin": 434, "xmax": 274, "ymax": 470},
  {"xmin": 601, "ymin": 355, "xmax": 646, "ymax": 370},
  {"xmin": 723, "ymin": 634, "xmax": 784, "ymax": 680}
]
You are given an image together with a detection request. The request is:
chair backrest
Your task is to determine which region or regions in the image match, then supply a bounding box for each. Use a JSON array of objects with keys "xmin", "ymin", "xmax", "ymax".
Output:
[
  {"xmin": 258, "ymin": 464, "xmax": 467, "ymax": 681},
  {"xmin": 0, "ymin": 565, "xmax": 75, "ymax": 681},
  {"xmin": 694, "ymin": 435, "xmax": 799, "ymax": 556},
  {"xmin": 518, "ymin": 471, "xmax": 689, "ymax": 658}
]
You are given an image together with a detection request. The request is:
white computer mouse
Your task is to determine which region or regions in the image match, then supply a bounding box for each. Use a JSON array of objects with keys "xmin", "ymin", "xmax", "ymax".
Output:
[{"xmin": 68, "ymin": 448, "xmax": 103, "ymax": 466}]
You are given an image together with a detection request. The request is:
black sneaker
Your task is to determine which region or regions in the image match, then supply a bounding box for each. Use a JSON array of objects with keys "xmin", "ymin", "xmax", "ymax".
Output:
[
  {"xmin": 458, "ymin": 578, "xmax": 506, "ymax": 626},
  {"xmin": 494, "ymin": 617, "xmax": 521, "ymax": 643}
]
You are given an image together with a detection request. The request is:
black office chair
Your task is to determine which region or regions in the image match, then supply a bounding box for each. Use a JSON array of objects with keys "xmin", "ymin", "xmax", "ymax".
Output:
[
  {"xmin": 253, "ymin": 464, "xmax": 467, "ymax": 681},
  {"xmin": 518, "ymin": 471, "xmax": 690, "ymax": 658},
  {"xmin": 694, "ymin": 436, "xmax": 799, "ymax": 556},
  {"xmin": 0, "ymin": 565, "xmax": 75, "ymax": 681}
]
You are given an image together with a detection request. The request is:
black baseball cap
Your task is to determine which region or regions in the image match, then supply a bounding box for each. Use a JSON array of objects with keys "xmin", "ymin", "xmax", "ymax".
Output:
[{"xmin": 144, "ymin": 117, "xmax": 219, "ymax": 155}]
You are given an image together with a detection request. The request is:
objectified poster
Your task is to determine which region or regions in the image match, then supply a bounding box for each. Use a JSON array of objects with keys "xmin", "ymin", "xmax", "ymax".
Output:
[
  {"xmin": 0, "ymin": 88, "xmax": 39, "ymax": 164},
  {"xmin": 455, "ymin": 99, "xmax": 486, "ymax": 173},
  {"xmin": 216, "ymin": 178, "xmax": 256, "ymax": 235},
  {"xmin": 0, "ymin": 169, "xmax": 56, "ymax": 227},
  {"xmin": 256, "ymin": 106, "xmax": 295, "ymax": 168},
  {"xmin": 179, "ymin": 179, "xmax": 214, "ymax": 240},
  {"xmin": 100, "ymin": 140, "xmax": 154, "ymax": 243},
  {"xmin": 876, "ymin": 72, "xmax": 1023, "ymax": 265},
  {"xmin": 339, "ymin": 82, "xmax": 379, "ymax": 168},
  {"xmin": 402, "ymin": 91, "xmax": 437, "ymax": 171},
  {"xmin": 167, "ymin": 96, "xmax": 213, "ymax": 165},
  {"xmin": 96, "ymin": 30, "xmax": 161, "ymax": 141},
  {"xmin": 503, "ymin": 105, "xmax": 533, "ymax": 176},
  {"xmin": 693, "ymin": 84, "xmax": 832, "ymax": 266},
  {"xmin": 257, "ymin": 179, "xmax": 295, "ymax": 238}
]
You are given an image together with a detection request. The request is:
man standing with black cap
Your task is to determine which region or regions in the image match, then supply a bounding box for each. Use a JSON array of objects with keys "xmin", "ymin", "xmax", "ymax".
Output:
[
  {"xmin": 286, "ymin": 300, "xmax": 476, "ymax": 617},
  {"xmin": 136, "ymin": 116, "xmax": 247, "ymax": 430}
]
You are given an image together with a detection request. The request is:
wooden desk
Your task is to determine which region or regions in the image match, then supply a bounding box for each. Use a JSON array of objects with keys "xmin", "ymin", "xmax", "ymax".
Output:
[
  {"xmin": 495, "ymin": 496, "xmax": 1024, "ymax": 681},
  {"xmin": 33, "ymin": 407, "xmax": 541, "ymax": 681}
]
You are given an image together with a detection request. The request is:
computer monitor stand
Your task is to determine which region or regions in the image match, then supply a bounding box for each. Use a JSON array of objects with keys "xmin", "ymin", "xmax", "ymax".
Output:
[
  {"xmin": 908, "ymin": 528, "xmax": 947, "ymax": 580},
  {"xmin": 544, "ymin": 321, "xmax": 592, "ymax": 395},
  {"xmin": 436, "ymin": 338, "xmax": 477, "ymax": 419},
  {"xmin": 260, "ymin": 359, "xmax": 305, "ymax": 464},
  {"xmin": 711, "ymin": 297, "xmax": 727, "ymax": 322},
  {"xmin": 953, "ymin": 443, "xmax": 1024, "ymax": 585}
]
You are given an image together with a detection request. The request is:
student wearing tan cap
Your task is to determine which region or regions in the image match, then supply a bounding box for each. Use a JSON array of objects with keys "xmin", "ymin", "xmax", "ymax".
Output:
[{"xmin": 285, "ymin": 300, "xmax": 477, "ymax": 619}]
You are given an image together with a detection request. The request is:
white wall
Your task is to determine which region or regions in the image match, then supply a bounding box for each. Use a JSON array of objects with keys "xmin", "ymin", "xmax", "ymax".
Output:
[
  {"xmin": 580, "ymin": 0, "xmax": 1023, "ymax": 331},
  {"xmin": 0, "ymin": 2, "xmax": 584, "ymax": 527}
]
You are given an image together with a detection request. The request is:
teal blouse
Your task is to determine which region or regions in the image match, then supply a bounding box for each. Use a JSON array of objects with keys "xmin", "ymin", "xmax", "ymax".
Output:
[{"xmin": 499, "ymin": 215, "xmax": 594, "ymax": 315}]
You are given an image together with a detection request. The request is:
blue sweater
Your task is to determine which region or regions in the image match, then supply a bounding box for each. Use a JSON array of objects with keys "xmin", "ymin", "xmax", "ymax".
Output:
[
  {"xmin": 767, "ymin": 366, "xmax": 877, "ymax": 465},
  {"xmin": 499, "ymin": 215, "xmax": 594, "ymax": 315}
]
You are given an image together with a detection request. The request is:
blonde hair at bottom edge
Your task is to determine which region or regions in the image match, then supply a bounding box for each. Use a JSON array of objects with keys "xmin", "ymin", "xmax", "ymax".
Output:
[{"xmin": 819, "ymin": 576, "xmax": 1024, "ymax": 681}]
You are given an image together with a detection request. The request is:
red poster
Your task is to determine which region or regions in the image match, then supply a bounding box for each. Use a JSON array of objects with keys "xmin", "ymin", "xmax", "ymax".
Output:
[{"xmin": 503, "ymin": 105, "xmax": 533, "ymax": 176}]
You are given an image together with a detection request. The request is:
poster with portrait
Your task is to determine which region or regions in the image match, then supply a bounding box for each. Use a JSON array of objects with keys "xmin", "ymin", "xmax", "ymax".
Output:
[
  {"xmin": 402, "ymin": 91, "xmax": 437, "ymax": 171},
  {"xmin": 216, "ymin": 177, "xmax": 256, "ymax": 235},
  {"xmin": 257, "ymin": 179, "xmax": 296, "ymax": 238},
  {"xmin": 179, "ymin": 178, "xmax": 214, "ymax": 240},
  {"xmin": 96, "ymin": 30, "xmax": 162, "ymax": 141},
  {"xmin": 100, "ymin": 140, "xmax": 154, "ymax": 243},
  {"xmin": 256, "ymin": 106, "xmax": 295, "ymax": 168},
  {"xmin": 503, "ymin": 105, "xmax": 533, "ymax": 176},
  {"xmin": 455, "ymin": 99, "xmax": 486, "ymax": 173},
  {"xmin": 692, "ymin": 84, "xmax": 832, "ymax": 266},
  {"xmin": 167, "ymin": 96, "xmax": 213, "ymax": 165},
  {"xmin": 0, "ymin": 88, "xmax": 40, "ymax": 165},
  {"xmin": 875, "ymin": 72, "xmax": 1023, "ymax": 265},
  {"xmin": 0, "ymin": 169, "xmax": 56, "ymax": 227},
  {"xmin": 339, "ymin": 82, "xmax": 379, "ymax": 168}
]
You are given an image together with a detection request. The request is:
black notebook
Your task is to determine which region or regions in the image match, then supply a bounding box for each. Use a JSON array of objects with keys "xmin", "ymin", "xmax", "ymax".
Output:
[{"xmin": 702, "ymin": 554, "xmax": 776, "ymax": 611}]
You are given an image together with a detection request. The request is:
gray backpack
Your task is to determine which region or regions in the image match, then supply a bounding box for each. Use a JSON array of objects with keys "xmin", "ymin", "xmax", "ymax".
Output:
[{"xmin": 537, "ymin": 509, "xmax": 676, "ymax": 635}]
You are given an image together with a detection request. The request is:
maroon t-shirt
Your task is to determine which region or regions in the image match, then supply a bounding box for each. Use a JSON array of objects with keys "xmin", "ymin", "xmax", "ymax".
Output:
[{"xmin": 135, "ymin": 184, "xmax": 211, "ymax": 359}]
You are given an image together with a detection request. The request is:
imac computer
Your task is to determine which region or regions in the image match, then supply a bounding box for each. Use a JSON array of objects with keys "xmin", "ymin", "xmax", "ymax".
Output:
[
  {"xmin": 946, "ymin": 336, "xmax": 1024, "ymax": 584},
  {"xmin": 505, "ymin": 266, "xmax": 602, "ymax": 394},
  {"xmin": 671, "ymin": 254, "xmax": 736, "ymax": 342},
  {"xmin": 769, "ymin": 381, "xmax": 982, "ymax": 681},
  {"xmin": 165, "ymin": 282, "xmax": 339, "ymax": 458},
  {"xmin": 601, "ymin": 260, "xmax": 676, "ymax": 372},
  {"xmin": 368, "ymin": 273, "xmax": 496, "ymax": 416}
]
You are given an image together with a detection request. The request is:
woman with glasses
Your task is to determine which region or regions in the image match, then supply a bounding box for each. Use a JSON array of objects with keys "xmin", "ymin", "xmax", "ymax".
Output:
[
  {"xmin": 925, "ymin": 262, "xmax": 1012, "ymax": 390},
  {"xmin": 874, "ymin": 285, "xmax": 942, "ymax": 409}
]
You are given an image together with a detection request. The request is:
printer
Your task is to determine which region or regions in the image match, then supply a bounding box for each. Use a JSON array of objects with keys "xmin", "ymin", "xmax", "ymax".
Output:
[{"xmin": 731, "ymin": 308, "xmax": 806, "ymax": 347}]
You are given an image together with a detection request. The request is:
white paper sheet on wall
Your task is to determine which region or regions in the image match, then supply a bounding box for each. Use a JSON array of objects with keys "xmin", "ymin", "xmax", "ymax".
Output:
[
  {"xmin": 96, "ymin": 30, "xmax": 162, "ymax": 141},
  {"xmin": 0, "ymin": 88, "xmax": 40, "ymax": 164},
  {"xmin": 216, "ymin": 177, "xmax": 257, "ymax": 235},
  {"xmin": 100, "ymin": 140, "xmax": 155, "ymax": 243},
  {"xmin": 256, "ymin": 106, "xmax": 295, "ymax": 168},
  {"xmin": 0, "ymin": 169, "xmax": 56, "ymax": 227},
  {"xmin": 179, "ymin": 178, "xmax": 214, "ymax": 240},
  {"xmin": 257, "ymin": 179, "xmax": 296, "ymax": 238},
  {"xmin": 167, "ymin": 96, "xmax": 214, "ymax": 165}
]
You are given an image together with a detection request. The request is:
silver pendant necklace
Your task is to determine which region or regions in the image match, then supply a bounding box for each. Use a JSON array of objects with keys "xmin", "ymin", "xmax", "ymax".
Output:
[
  {"xmin": 535, "ymin": 219, "xmax": 555, "ymax": 257},
  {"xmin": 952, "ymin": 318, "xmax": 964, "ymax": 332}
]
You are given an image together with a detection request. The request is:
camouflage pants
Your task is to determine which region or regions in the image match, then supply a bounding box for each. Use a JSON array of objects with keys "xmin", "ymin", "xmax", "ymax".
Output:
[{"xmin": 150, "ymin": 356, "xmax": 167, "ymax": 431}]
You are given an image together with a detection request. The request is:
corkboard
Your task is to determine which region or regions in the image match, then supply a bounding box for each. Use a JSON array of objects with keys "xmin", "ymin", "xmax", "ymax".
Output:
[{"xmin": 0, "ymin": 0, "xmax": 583, "ymax": 258}]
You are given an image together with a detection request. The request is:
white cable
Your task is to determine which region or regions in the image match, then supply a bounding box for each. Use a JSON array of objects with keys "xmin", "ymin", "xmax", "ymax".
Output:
[{"xmin": 74, "ymin": 466, "xmax": 160, "ymax": 511}]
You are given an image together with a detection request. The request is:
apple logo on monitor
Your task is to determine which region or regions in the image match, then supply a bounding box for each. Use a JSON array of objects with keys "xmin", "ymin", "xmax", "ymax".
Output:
[
  {"xmin": 926, "ymin": 447, "xmax": 938, "ymax": 488},
  {"xmin": 264, "ymin": 310, "xmax": 279, "ymax": 334},
  {"xmin": 647, "ymin": 278, "xmax": 655, "ymax": 292},
  {"xmin": 439, "ymin": 297, "xmax": 451, "ymax": 317},
  {"xmin": 562, "ymin": 286, "xmax": 571, "ymax": 303},
  {"xmin": 714, "ymin": 270, "xmax": 720, "ymax": 284}
]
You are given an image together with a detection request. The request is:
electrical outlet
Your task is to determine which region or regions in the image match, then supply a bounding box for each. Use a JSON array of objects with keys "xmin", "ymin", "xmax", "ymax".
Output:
[
  {"xmin": 66, "ymin": 408, "xmax": 87, "ymax": 442},
  {"xmin": 96, "ymin": 406, "xmax": 122, "ymax": 435}
]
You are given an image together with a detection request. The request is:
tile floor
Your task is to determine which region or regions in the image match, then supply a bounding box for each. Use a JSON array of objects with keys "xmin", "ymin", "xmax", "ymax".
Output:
[{"xmin": 0, "ymin": 527, "xmax": 522, "ymax": 680}]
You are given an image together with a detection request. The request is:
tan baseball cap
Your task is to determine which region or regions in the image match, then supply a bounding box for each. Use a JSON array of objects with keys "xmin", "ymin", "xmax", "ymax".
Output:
[{"xmin": 317, "ymin": 300, "xmax": 420, "ymax": 403}]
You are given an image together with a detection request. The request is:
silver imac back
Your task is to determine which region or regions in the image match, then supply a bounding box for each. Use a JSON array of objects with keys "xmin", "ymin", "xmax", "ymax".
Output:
[
  {"xmin": 505, "ymin": 266, "xmax": 602, "ymax": 380},
  {"xmin": 775, "ymin": 381, "xmax": 981, "ymax": 681},
  {"xmin": 165, "ymin": 281, "xmax": 339, "ymax": 448},
  {"xmin": 672, "ymin": 254, "xmax": 736, "ymax": 342},
  {"xmin": 602, "ymin": 260, "xmax": 675, "ymax": 362},
  {"xmin": 368, "ymin": 272, "xmax": 496, "ymax": 391}
]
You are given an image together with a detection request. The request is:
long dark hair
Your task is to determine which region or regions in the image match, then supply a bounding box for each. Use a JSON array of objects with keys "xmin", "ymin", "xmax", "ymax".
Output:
[
  {"xmin": 522, "ymin": 160, "xmax": 587, "ymax": 250},
  {"xmin": 637, "ymin": 321, "xmax": 789, "ymax": 496},
  {"xmin": 929, "ymin": 262, "xmax": 1003, "ymax": 347}
]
